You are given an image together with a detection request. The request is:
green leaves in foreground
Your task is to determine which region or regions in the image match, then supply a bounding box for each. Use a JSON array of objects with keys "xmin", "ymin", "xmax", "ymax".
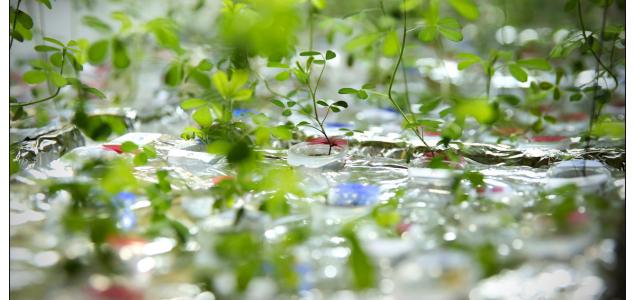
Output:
[
  {"xmin": 342, "ymin": 228, "xmax": 376, "ymax": 290},
  {"xmin": 212, "ymin": 70, "xmax": 253, "ymax": 101},
  {"xmin": 453, "ymin": 99, "xmax": 498, "ymax": 124}
]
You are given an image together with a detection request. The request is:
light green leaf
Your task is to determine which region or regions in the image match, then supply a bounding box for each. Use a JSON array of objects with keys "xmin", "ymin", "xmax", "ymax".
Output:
[
  {"xmin": 437, "ymin": 18, "xmax": 463, "ymax": 42},
  {"xmin": 448, "ymin": 0, "xmax": 480, "ymax": 20},
  {"xmin": 212, "ymin": 71, "xmax": 230, "ymax": 98},
  {"xmin": 82, "ymin": 16, "xmax": 112, "ymax": 33},
  {"xmin": 49, "ymin": 72, "xmax": 67, "ymax": 87},
  {"xmin": 112, "ymin": 38, "xmax": 130, "ymax": 69},
  {"xmin": 418, "ymin": 26, "xmax": 438, "ymax": 42},
  {"xmin": 344, "ymin": 33, "xmax": 380, "ymax": 52},
  {"xmin": 181, "ymin": 98, "xmax": 207, "ymax": 110},
  {"xmin": 454, "ymin": 99, "xmax": 497, "ymax": 124},
  {"xmin": 120, "ymin": 141, "xmax": 139, "ymax": 152},
  {"xmin": 23, "ymin": 70, "xmax": 47, "ymax": 84},
  {"xmin": 193, "ymin": 107, "xmax": 213, "ymax": 127},
  {"xmin": 383, "ymin": 31, "xmax": 400, "ymax": 56}
]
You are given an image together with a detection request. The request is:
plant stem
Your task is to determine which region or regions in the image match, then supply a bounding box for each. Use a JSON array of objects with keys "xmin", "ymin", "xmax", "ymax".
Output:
[
  {"xmin": 11, "ymin": 48, "xmax": 67, "ymax": 107},
  {"xmin": 388, "ymin": 0, "xmax": 429, "ymax": 148},
  {"xmin": 576, "ymin": 0, "xmax": 618, "ymax": 89},
  {"xmin": 10, "ymin": 0, "xmax": 23, "ymax": 49},
  {"xmin": 306, "ymin": 56, "xmax": 332, "ymax": 154}
]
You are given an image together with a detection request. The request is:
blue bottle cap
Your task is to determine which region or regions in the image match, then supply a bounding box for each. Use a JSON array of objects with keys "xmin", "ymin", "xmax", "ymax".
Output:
[
  {"xmin": 331, "ymin": 183, "xmax": 380, "ymax": 206},
  {"xmin": 113, "ymin": 192, "xmax": 137, "ymax": 208}
]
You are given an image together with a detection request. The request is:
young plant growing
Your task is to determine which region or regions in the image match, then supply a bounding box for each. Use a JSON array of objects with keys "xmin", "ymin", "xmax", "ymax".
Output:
[{"xmin": 272, "ymin": 49, "xmax": 347, "ymax": 155}]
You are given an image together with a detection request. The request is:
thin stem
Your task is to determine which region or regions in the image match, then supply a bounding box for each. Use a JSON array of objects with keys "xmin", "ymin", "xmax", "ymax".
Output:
[
  {"xmin": 11, "ymin": 49, "xmax": 67, "ymax": 107},
  {"xmin": 306, "ymin": 56, "xmax": 332, "ymax": 154},
  {"xmin": 576, "ymin": 0, "xmax": 618, "ymax": 88},
  {"xmin": 10, "ymin": 0, "xmax": 23, "ymax": 49},
  {"xmin": 388, "ymin": 0, "xmax": 430, "ymax": 148}
]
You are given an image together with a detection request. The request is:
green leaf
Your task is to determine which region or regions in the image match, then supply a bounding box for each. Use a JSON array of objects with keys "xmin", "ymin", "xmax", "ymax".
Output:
[
  {"xmin": 121, "ymin": 141, "xmax": 139, "ymax": 152},
  {"xmin": 356, "ymin": 90, "xmax": 368, "ymax": 99},
  {"xmin": 165, "ymin": 63, "xmax": 183, "ymax": 87},
  {"xmin": 333, "ymin": 100, "xmax": 348, "ymax": 108},
  {"xmin": 36, "ymin": 0, "xmax": 53, "ymax": 9},
  {"xmin": 188, "ymin": 69, "xmax": 211, "ymax": 89},
  {"xmin": 299, "ymin": 51, "xmax": 321, "ymax": 56},
  {"xmin": 212, "ymin": 71, "xmax": 229, "ymax": 99},
  {"xmin": 508, "ymin": 64, "xmax": 528, "ymax": 82},
  {"xmin": 383, "ymin": 31, "xmax": 400, "ymax": 56},
  {"xmin": 325, "ymin": 50, "xmax": 336, "ymax": 60},
  {"xmin": 311, "ymin": 0, "xmax": 326, "ymax": 9},
  {"xmin": 538, "ymin": 81, "xmax": 554, "ymax": 90},
  {"xmin": 145, "ymin": 18, "xmax": 182, "ymax": 53},
  {"xmin": 271, "ymin": 125, "xmax": 293, "ymax": 140},
  {"xmin": 111, "ymin": 11, "xmax": 133, "ymax": 32},
  {"xmin": 442, "ymin": 122, "xmax": 463, "ymax": 139},
  {"xmin": 344, "ymin": 33, "xmax": 381, "ymax": 52},
  {"xmin": 454, "ymin": 99, "xmax": 497, "ymax": 124},
  {"xmin": 497, "ymin": 94, "xmax": 521, "ymax": 106},
  {"xmin": 49, "ymin": 72, "xmax": 67, "ymax": 88},
  {"xmin": 338, "ymin": 88, "xmax": 358, "ymax": 94},
  {"xmin": 570, "ymin": 93, "xmax": 583, "ymax": 101},
  {"xmin": 517, "ymin": 58, "xmax": 551, "ymax": 71},
  {"xmin": 193, "ymin": 107, "xmax": 213, "ymax": 127},
  {"xmin": 112, "ymin": 38, "xmax": 130, "ymax": 69},
  {"xmin": 133, "ymin": 152, "xmax": 148, "ymax": 166},
  {"xmin": 343, "ymin": 230, "xmax": 376, "ymax": 290},
  {"xmin": 282, "ymin": 109, "xmax": 292, "ymax": 116},
  {"xmin": 330, "ymin": 106, "xmax": 341, "ymax": 113},
  {"xmin": 418, "ymin": 26, "xmax": 438, "ymax": 42},
  {"xmin": 275, "ymin": 71, "xmax": 290, "ymax": 81},
  {"xmin": 271, "ymin": 99, "xmax": 285, "ymax": 108},
  {"xmin": 23, "ymin": 70, "xmax": 47, "ymax": 84},
  {"xmin": 181, "ymin": 98, "xmax": 207, "ymax": 110},
  {"xmin": 591, "ymin": 120, "xmax": 625, "ymax": 138},
  {"xmin": 34, "ymin": 45, "xmax": 59, "ymax": 52},
  {"xmin": 15, "ymin": 10, "xmax": 34, "ymax": 29},
  {"xmin": 88, "ymin": 40, "xmax": 109, "ymax": 65},
  {"xmin": 543, "ymin": 115, "xmax": 557, "ymax": 124},
  {"xmin": 456, "ymin": 53, "xmax": 481, "ymax": 70},
  {"xmin": 197, "ymin": 59, "xmax": 213, "ymax": 71},
  {"xmin": 419, "ymin": 96, "xmax": 442, "ymax": 114},
  {"xmin": 82, "ymin": 16, "xmax": 112, "ymax": 33},
  {"xmin": 438, "ymin": 18, "xmax": 463, "ymax": 42},
  {"xmin": 316, "ymin": 100, "xmax": 328, "ymax": 106},
  {"xmin": 448, "ymin": 0, "xmax": 479, "ymax": 20},
  {"xmin": 43, "ymin": 37, "xmax": 65, "ymax": 47},
  {"xmin": 84, "ymin": 87, "xmax": 106, "ymax": 99},
  {"xmin": 50, "ymin": 52, "xmax": 63, "ymax": 67}
]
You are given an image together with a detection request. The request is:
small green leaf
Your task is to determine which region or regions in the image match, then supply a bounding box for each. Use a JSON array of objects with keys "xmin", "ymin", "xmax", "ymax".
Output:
[
  {"xmin": 275, "ymin": 71, "xmax": 290, "ymax": 81},
  {"xmin": 508, "ymin": 64, "xmax": 528, "ymax": 82},
  {"xmin": 88, "ymin": 39, "xmax": 109, "ymax": 64},
  {"xmin": 543, "ymin": 115, "xmax": 557, "ymax": 124},
  {"xmin": 43, "ymin": 37, "xmax": 65, "ymax": 47},
  {"xmin": 570, "ymin": 93, "xmax": 583, "ymax": 101},
  {"xmin": 49, "ymin": 72, "xmax": 67, "ymax": 87},
  {"xmin": 23, "ymin": 70, "xmax": 47, "ymax": 84},
  {"xmin": 344, "ymin": 33, "xmax": 381, "ymax": 52},
  {"xmin": 437, "ymin": 18, "xmax": 463, "ymax": 42},
  {"xmin": 36, "ymin": 0, "xmax": 53, "ymax": 9},
  {"xmin": 282, "ymin": 109, "xmax": 292, "ymax": 116},
  {"xmin": 383, "ymin": 31, "xmax": 400, "ymax": 56},
  {"xmin": 538, "ymin": 82, "xmax": 554, "ymax": 90},
  {"xmin": 326, "ymin": 50, "xmax": 336, "ymax": 60},
  {"xmin": 333, "ymin": 100, "xmax": 348, "ymax": 108},
  {"xmin": 197, "ymin": 59, "xmax": 213, "ymax": 71},
  {"xmin": 82, "ymin": 16, "xmax": 112, "ymax": 33},
  {"xmin": 338, "ymin": 88, "xmax": 358, "ymax": 94},
  {"xmin": 448, "ymin": 0, "xmax": 480, "ymax": 20},
  {"xmin": 418, "ymin": 26, "xmax": 438, "ymax": 42},
  {"xmin": 271, "ymin": 125, "xmax": 293, "ymax": 140},
  {"xmin": 165, "ymin": 63, "xmax": 183, "ymax": 87},
  {"xmin": 15, "ymin": 10, "xmax": 34, "ymax": 29},
  {"xmin": 356, "ymin": 90, "xmax": 368, "ymax": 99},
  {"xmin": 34, "ymin": 45, "xmax": 59, "ymax": 52},
  {"xmin": 330, "ymin": 106, "xmax": 341, "ymax": 112},
  {"xmin": 181, "ymin": 98, "xmax": 207, "ymax": 110},
  {"xmin": 50, "ymin": 52, "xmax": 63, "ymax": 67},
  {"xmin": 193, "ymin": 107, "xmax": 213, "ymax": 127},
  {"xmin": 497, "ymin": 94, "xmax": 521, "ymax": 106},
  {"xmin": 84, "ymin": 87, "xmax": 106, "ymax": 99},
  {"xmin": 133, "ymin": 152, "xmax": 148, "ymax": 166},
  {"xmin": 456, "ymin": 53, "xmax": 481, "ymax": 70},
  {"xmin": 419, "ymin": 97, "xmax": 442, "ymax": 114},
  {"xmin": 112, "ymin": 38, "xmax": 130, "ymax": 69},
  {"xmin": 121, "ymin": 141, "xmax": 139, "ymax": 152},
  {"xmin": 271, "ymin": 99, "xmax": 285, "ymax": 108},
  {"xmin": 299, "ymin": 51, "xmax": 321, "ymax": 56},
  {"xmin": 317, "ymin": 100, "xmax": 329, "ymax": 106}
]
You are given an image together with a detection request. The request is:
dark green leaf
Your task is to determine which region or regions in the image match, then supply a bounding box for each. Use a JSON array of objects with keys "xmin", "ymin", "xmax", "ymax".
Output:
[
  {"xmin": 508, "ymin": 64, "xmax": 528, "ymax": 82},
  {"xmin": 539, "ymin": 82, "xmax": 554, "ymax": 90},
  {"xmin": 497, "ymin": 94, "xmax": 521, "ymax": 106},
  {"xmin": 570, "ymin": 93, "xmax": 583, "ymax": 101},
  {"xmin": 356, "ymin": 90, "xmax": 368, "ymax": 99},
  {"xmin": 34, "ymin": 45, "xmax": 59, "ymax": 52},
  {"xmin": 112, "ymin": 38, "xmax": 130, "ymax": 69},
  {"xmin": 88, "ymin": 40, "xmax": 109, "ymax": 65},
  {"xmin": 333, "ymin": 100, "xmax": 348, "ymax": 108},
  {"xmin": 282, "ymin": 109, "xmax": 292, "ymax": 116},
  {"xmin": 326, "ymin": 50, "xmax": 336, "ymax": 60},
  {"xmin": 164, "ymin": 63, "xmax": 182, "ymax": 87},
  {"xmin": 271, "ymin": 99, "xmax": 285, "ymax": 108}
]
